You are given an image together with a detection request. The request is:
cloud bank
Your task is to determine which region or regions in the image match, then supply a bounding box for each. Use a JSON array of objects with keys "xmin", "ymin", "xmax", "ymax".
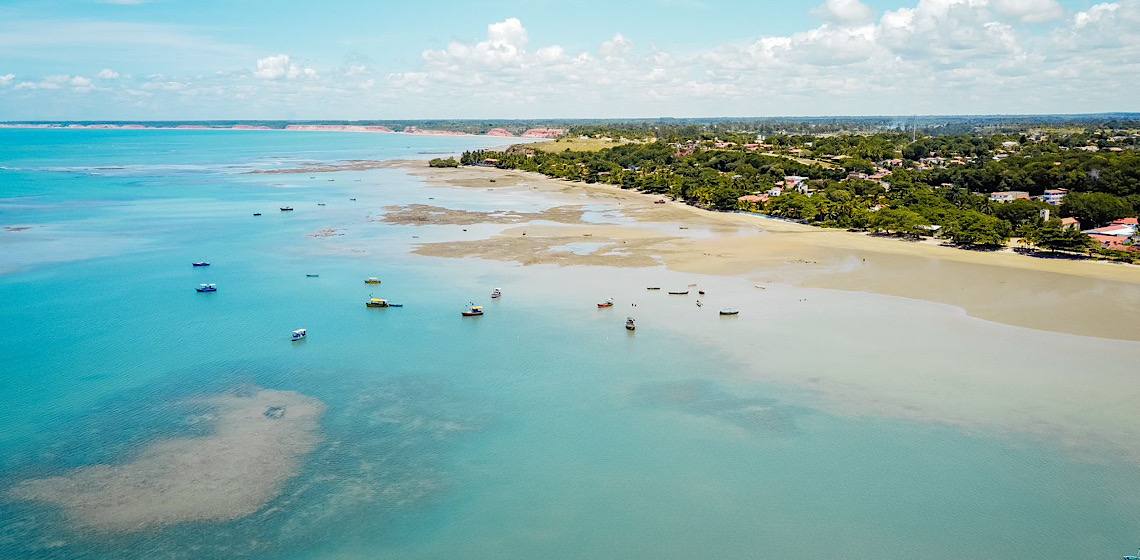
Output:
[{"xmin": 1, "ymin": 0, "xmax": 1138, "ymax": 118}]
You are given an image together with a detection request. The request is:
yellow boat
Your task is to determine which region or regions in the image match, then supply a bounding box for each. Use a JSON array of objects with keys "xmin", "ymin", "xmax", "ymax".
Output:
[
  {"xmin": 462, "ymin": 305, "xmax": 484, "ymax": 317},
  {"xmin": 364, "ymin": 277, "xmax": 381, "ymax": 284},
  {"xmin": 365, "ymin": 298, "xmax": 389, "ymax": 308}
]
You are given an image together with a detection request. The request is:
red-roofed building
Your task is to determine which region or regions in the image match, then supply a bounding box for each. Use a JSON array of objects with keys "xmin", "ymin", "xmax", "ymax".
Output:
[
  {"xmin": 1060, "ymin": 217, "xmax": 1080, "ymax": 230},
  {"xmin": 1111, "ymin": 217, "xmax": 1138, "ymax": 225}
]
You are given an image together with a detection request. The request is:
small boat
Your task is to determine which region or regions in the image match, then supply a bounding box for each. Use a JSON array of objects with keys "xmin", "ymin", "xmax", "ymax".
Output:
[
  {"xmin": 317, "ymin": 203, "xmax": 326, "ymax": 206},
  {"xmin": 461, "ymin": 304, "xmax": 484, "ymax": 317},
  {"xmin": 696, "ymin": 300, "xmax": 703, "ymax": 307},
  {"xmin": 364, "ymin": 277, "xmax": 382, "ymax": 284},
  {"xmin": 491, "ymin": 288, "xmax": 502, "ymax": 299},
  {"xmin": 291, "ymin": 328, "xmax": 306, "ymax": 341},
  {"xmin": 698, "ymin": 290, "xmax": 705, "ymax": 295},
  {"xmin": 349, "ymin": 198, "xmax": 357, "ymax": 201},
  {"xmin": 306, "ymin": 274, "xmax": 319, "ymax": 277},
  {"xmin": 280, "ymin": 206, "xmax": 293, "ymax": 211},
  {"xmin": 253, "ymin": 212, "xmax": 262, "ymax": 216},
  {"xmin": 668, "ymin": 290, "xmax": 689, "ymax": 295},
  {"xmin": 1125, "ymin": 548, "xmax": 1140, "ymax": 560},
  {"xmin": 597, "ymin": 298, "xmax": 614, "ymax": 308},
  {"xmin": 196, "ymin": 283, "xmax": 217, "ymax": 292},
  {"xmin": 654, "ymin": 199, "xmax": 667, "ymax": 204},
  {"xmin": 625, "ymin": 317, "xmax": 636, "ymax": 331},
  {"xmin": 365, "ymin": 298, "xmax": 389, "ymax": 308},
  {"xmin": 387, "ymin": 303, "xmax": 404, "ymax": 308},
  {"xmin": 646, "ymin": 287, "xmax": 661, "ymax": 290},
  {"xmin": 719, "ymin": 308, "xmax": 739, "ymax": 316},
  {"xmin": 192, "ymin": 261, "xmax": 210, "ymax": 267}
]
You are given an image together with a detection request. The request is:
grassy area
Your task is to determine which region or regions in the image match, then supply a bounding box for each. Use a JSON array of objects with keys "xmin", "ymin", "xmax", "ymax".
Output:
[
  {"xmin": 760, "ymin": 152, "xmax": 838, "ymax": 169},
  {"xmin": 531, "ymin": 137, "xmax": 639, "ymax": 153}
]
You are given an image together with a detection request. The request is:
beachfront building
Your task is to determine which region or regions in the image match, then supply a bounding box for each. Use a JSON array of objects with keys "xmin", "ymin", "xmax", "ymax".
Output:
[
  {"xmin": 989, "ymin": 191, "xmax": 1031, "ymax": 203},
  {"xmin": 737, "ymin": 194, "xmax": 767, "ymax": 211},
  {"xmin": 1042, "ymin": 189, "xmax": 1068, "ymax": 205},
  {"xmin": 1083, "ymin": 219, "xmax": 1138, "ymax": 249},
  {"xmin": 1060, "ymin": 217, "xmax": 1081, "ymax": 230}
]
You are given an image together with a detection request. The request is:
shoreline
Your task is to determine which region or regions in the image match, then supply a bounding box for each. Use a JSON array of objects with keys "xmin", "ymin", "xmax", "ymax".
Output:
[
  {"xmin": 0, "ymin": 123, "xmax": 563, "ymax": 138},
  {"xmin": 397, "ymin": 161, "xmax": 1140, "ymax": 341}
]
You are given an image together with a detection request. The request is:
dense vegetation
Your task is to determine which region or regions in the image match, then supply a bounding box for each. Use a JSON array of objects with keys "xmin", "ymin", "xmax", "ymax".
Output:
[
  {"xmin": 428, "ymin": 157, "xmax": 459, "ymax": 168},
  {"xmin": 461, "ymin": 125, "xmax": 1140, "ymax": 262}
]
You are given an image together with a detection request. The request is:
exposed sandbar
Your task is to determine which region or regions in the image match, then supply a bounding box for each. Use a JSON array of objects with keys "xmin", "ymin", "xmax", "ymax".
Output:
[
  {"xmin": 400, "ymin": 163, "xmax": 1140, "ymax": 341},
  {"xmin": 9, "ymin": 388, "xmax": 324, "ymax": 533},
  {"xmin": 379, "ymin": 204, "xmax": 585, "ymax": 226}
]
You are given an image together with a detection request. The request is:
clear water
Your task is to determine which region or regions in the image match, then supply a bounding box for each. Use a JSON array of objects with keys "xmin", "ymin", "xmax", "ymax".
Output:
[{"xmin": 1, "ymin": 129, "xmax": 1138, "ymax": 559}]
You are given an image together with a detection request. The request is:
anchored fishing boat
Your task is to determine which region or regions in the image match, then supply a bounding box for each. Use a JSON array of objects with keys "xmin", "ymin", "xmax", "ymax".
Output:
[
  {"xmin": 364, "ymin": 277, "xmax": 381, "ymax": 284},
  {"xmin": 195, "ymin": 283, "xmax": 217, "ymax": 292},
  {"xmin": 280, "ymin": 206, "xmax": 293, "ymax": 211},
  {"xmin": 253, "ymin": 212, "xmax": 262, "ymax": 216},
  {"xmin": 365, "ymin": 298, "xmax": 390, "ymax": 308},
  {"xmin": 192, "ymin": 261, "xmax": 210, "ymax": 267},
  {"xmin": 646, "ymin": 287, "xmax": 661, "ymax": 290},
  {"xmin": 462, "ymin": 304, "xmax": 484, "ymax": 317},
  {"xmin": 598, "ymin": 298, "xmax": 614, "ymax": 308},
  {"xmin": 491, "ymin": 287, "xmax": 502, "ymax": 299},
  {"xmin": 625, "ymin": 317, "xmax": 636, "ymax": 331},
  {"xmin": 306, "ymin": 274, "xmax": 319, "ymax": 277},
  {"xmin": 719, "ymin": 308, "xmax": 739, "ymax": 316},
  {"xmin": 668, "ymin": 290, "xmax": 689, "ymax": 295},
  {"xmin": 291, "ymin": 328, "xmax": 306, "ymax": 341}
]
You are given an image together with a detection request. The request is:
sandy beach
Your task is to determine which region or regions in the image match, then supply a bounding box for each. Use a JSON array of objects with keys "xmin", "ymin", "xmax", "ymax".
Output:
[{"xmin": 400, "ymin": 162, "xmax": 1140, "ymax": 342}]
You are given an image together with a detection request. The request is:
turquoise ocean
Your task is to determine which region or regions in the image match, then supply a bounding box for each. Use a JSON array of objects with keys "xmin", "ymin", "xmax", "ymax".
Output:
[{"xmin": 1, "ymin": 129, "xmax": 1138, "ymax": 559}]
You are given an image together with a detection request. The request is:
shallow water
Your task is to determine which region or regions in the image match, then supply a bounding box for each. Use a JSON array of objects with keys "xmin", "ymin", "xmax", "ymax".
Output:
[{"xmin": 1, "ymin": 129, "xmax": 1138, "ymax": 559}]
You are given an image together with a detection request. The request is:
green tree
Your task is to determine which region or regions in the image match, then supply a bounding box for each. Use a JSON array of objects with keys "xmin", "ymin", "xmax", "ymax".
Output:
[
  {"xmin": 1060, "ymin": 192, "xmax": 1133, "ymax": 228},
  {"xmin": 945, "ymin": 211, "xmax": 1012, "ymax": 247},
  {"xmin": 869, "ymin": 208, "xmax": 928, "ymax": 237}
]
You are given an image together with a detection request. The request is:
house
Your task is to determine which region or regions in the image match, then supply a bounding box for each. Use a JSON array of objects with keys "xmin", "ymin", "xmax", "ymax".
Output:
[
  {"xmin": 1060, "ymin": 217, "xmax": 1081, "ymax": 230},
  {"xmin": 989, "ymin": 191, "xmax": 1030, "ymax": 203},
  {"xmin": 1089, "ymin": 234, "xmax": 1129, "ymax": 250},
  {"xmin": 767, "ymin": 186, "xmax": 784, "ymax": 197},
  {"xmin": 480, "ymin": 158, "xmax": 500, "ymax": 166},
  {"xmin": 737, "ymin": 194, "xmax": 768, "ymax": 208},
  {"xmin": 784, "ymin": 176, "xmax": 809, "ymax": 191},
  {"xmin": 1111, "ymin": 217, "xmax": 1138, "ymax": 226},
  {"xmin": 1042, "ymin": 189, "xmax": 1068, "ymax": 205}
]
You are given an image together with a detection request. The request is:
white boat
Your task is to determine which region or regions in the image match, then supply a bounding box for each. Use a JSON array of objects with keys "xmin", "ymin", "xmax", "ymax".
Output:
[
  {"xmin": 291, "ymin": 328, "xmax": 307, "ymax": 341},
  {"xmin": 719, "ymin": 308, "xmax": 739, "ymax": 316},
  {"xmin": 625, "ymin": 317, "xmax": 636, "ymax": 331},
  {"xmin": 491, "ymin": 287, "xmax": 502, "ymax": 299},
  {"xmin": 196, "ymin": 283, "xmax": 217, "ymax": 292}
]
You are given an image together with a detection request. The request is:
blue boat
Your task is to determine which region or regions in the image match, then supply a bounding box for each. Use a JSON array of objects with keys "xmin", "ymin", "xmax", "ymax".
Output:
[
  {"xmin": 196, "ymin": 283, "xmax": 217, "ymax": 292},
  {"xmin": 192, "ymin": 261, "xmax": 210, "ymax": 267}
]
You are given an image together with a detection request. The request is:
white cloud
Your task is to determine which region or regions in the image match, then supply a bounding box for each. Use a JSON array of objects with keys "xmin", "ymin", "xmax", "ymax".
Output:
[
  {"xmin": 3, "ymin": 1, "xmax": 1139, "ymax": 118},
  {"xmin": 992, "ymin": 0, "xmax": 1065, "ymax": 23},
  {"xmin": 600, "ymin": 33, "xmax": 634, "ymax": 58},
  {"xmin": 253, "ymin": 54, "xmax": 317, "ymax": 80},
  {"xmin": 816, "ymin": 0, "xmax": 875, "ymax": 24},
  {"xmin": 96, "ymin": 68, "xmax": 120, "ymax": 79}
]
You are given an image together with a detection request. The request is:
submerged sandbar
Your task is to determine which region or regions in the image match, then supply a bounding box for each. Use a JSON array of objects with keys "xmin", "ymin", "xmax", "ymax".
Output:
[{"xmin": 10, "ymin": 388, "xmax": 324, "ymax": 533}]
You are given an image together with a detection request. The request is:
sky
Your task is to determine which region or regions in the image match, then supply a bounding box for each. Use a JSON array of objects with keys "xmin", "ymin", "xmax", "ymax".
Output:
[{"xmin": 0, "ymin": 0, "xmax": 1137, "ymax": 120}]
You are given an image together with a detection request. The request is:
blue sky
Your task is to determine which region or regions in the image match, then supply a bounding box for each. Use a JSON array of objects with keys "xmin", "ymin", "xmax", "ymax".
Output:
[{"xmin": 0, "ymin": 0, "xmax": 1136, "ymax": 119}]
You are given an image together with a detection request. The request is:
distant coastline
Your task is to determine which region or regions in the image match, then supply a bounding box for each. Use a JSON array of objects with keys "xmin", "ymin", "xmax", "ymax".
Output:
[{"xmin": 0, "ymin": 122, "xmax": 565, "ymax": 138}]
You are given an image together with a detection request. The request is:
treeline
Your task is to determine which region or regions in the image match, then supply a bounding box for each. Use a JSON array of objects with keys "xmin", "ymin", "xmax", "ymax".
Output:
[{"xmin": 458, "ymin": 131, "xmax": 1140, "ymax": 261}]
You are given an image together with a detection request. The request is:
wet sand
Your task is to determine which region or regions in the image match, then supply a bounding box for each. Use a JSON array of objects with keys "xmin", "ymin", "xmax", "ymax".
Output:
[
  {"xmin": 403, "ymin": 163, "xmax": 1140, "ymax": 341},
  {"xmin": 9, "ymin": 389, "xmax": 324, "ymax": 532}
]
